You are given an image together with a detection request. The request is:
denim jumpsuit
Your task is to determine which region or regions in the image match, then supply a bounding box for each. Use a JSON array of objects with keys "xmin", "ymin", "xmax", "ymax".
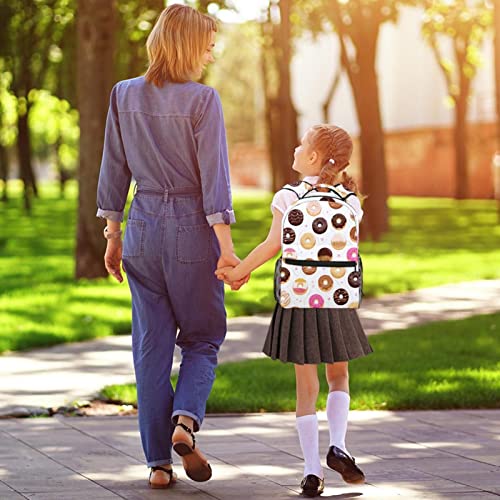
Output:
[{"xmin": 96, "ymin": 77, "xmax": 235, "ymax": 467}]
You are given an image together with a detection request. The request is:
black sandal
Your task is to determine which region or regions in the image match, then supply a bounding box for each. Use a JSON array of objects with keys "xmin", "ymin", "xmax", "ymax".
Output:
[
  {"xmin": 149, "ymin": 465, "xmax": 176, "ymax": 489},
  {"xmin": 172, "ymin": 422, "xmax": 212, "ymax": 482}
]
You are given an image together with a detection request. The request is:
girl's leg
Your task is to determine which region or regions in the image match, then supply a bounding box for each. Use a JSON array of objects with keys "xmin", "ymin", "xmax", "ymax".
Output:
[
  {"xmin": 295, "ymin": 364, "xmax": 323, "ymax": 480},
  {"xmin": 325, "ymin": 362, "xmax": 350, "ymax": 453}
]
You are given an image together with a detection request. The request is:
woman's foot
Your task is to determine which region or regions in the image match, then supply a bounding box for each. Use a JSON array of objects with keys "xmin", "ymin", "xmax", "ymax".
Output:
[
  {"xmin": 172, "ymin": 422, "xmax": 212, "ymax": 482},
  {"xmin": 149, "ymin": 465, "xmax": 177, "ymax": 489},
  {"xmin": 326, "ymin": 445, "xmax": 365, "ymax": 484},
  {"xmin": 300, "ymin": 474, "xmax": 324, "ymax": 497}
]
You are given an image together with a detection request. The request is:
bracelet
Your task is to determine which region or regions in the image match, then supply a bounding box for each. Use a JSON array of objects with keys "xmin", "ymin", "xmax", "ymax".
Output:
[{"xmin": 103, "ymin": 226, "xmax": 123, "ymax": 240}]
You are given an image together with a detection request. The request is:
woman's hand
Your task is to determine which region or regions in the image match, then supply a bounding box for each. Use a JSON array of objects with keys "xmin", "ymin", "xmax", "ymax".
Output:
[
  {"xmin": 217, "ymin": 253, "xmax": 250, "ymax": 291},
  {"xmin": 104, "ymin": 239, "xmax": 124, "ymax": 283}
]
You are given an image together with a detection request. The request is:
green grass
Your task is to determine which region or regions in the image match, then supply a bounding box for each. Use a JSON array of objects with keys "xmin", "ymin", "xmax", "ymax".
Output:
[
  {"xmin": 0, "ymin": 180, "xmax": 499, "ymax": 353},
  {"xmin": 100, "ymin": 312, "xmax": 500, "ymax": 411}
]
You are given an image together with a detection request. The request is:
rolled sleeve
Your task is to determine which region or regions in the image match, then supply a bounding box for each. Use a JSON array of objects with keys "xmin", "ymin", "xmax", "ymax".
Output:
[
  {"xmin": 96, "ymin": 83, "xmax": 132, "ymax": 222},
  {"xmin": 194, "ymin": 88, "xmax": 234, "ymax": 226}
]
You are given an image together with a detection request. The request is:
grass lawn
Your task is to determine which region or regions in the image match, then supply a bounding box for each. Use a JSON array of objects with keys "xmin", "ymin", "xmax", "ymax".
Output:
[
  {"xmin": 0, "ymin": 180, "xmax": 499, "ymax": 353},
  {"xmin": 100, "ymin": 312, "xmax": 500, "ymax": 411}
]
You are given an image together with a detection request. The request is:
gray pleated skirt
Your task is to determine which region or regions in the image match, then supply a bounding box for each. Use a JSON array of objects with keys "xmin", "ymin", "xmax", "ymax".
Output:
[{"xmin": 263, "ymin": 305, "xmax": 373, "ymax": 365}]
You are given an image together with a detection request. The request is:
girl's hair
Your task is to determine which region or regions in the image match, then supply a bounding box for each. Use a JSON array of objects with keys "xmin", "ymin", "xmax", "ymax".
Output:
[
  {"xmin": 145, "ymin": 4, "xmax": 217, "ymax": 86},
  {"xmin": 309, "ymin": 124, "xmax": 361, "ymax": 195}
]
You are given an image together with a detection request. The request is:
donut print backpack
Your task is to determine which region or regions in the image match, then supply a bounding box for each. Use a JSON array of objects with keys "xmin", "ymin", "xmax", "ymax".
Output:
[{"xmin": 274, "ymin": 181, "xmax": 363, "ymax": 309}]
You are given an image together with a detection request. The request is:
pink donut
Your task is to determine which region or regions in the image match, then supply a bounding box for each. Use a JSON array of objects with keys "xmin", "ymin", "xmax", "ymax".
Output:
[
  {"xmin": 309, "ymin": 294, "xmax": 324, "ymax": 308},
  {"xmin": 347, "ymin": 248, "xmax": 358, "ymax": 261}
]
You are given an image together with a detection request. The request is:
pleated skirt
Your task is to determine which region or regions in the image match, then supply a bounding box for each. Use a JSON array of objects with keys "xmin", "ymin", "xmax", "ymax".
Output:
[{"xmin": 263, "ymin": 304, "xmax": 373, "ymax": 365}]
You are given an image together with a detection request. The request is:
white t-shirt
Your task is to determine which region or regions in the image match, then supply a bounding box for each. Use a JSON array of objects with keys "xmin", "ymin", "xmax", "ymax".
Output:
[{"xmin": 271, "ymin": 176, "xmax": 364, "ymax": 221}]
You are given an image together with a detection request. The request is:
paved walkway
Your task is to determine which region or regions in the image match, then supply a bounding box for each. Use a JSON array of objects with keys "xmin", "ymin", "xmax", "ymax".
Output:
[
  {"xmin": 1, "ymin": 280, "xmax": 499, "ymax": 413},
  {"xmin": 1, "ymin": 410, "xmax": 499, "ymax": 499}
]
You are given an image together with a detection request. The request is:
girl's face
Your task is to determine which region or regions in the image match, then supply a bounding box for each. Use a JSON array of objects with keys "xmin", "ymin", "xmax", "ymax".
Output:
[
  {"xmin": 292, "ymin": 129, "xmax": 321, "ymax": 176},
  {"xmin": 196, "ymin": 31, "xmax": 216, "ymax": 78}
]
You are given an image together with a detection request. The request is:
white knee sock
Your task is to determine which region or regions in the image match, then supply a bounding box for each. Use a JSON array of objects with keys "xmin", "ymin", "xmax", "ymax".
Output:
[
  {"xmin": 296, "ymin": 414, "xmax": 323, "ymax": 478},
  {"xmin": 326, "ymin": 391, "xmax": 350, "ymax": 454}
]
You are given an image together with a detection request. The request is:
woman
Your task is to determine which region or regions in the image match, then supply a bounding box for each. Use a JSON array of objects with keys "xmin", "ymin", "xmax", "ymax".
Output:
[{"xmin": 96, "ymin": 4, "xmax": 246, "ymax": 489}]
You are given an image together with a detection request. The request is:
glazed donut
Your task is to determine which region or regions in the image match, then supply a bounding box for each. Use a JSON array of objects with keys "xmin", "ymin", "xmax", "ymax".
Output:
[
  {"xmin": 280, "ymin": 291, "xmax": 291, "ymax": 307},
  {"xmin": 302, "ymin": 259, "xmax": 317, "ymax": 275},
  {"xmin": 306, "ymin": 201, "xmax": 322, "ymax": 216},
  {"xmin": 348, "ymin": 302, "xmax": 359, "ymax": 309},
  {"xmin": 347, "ymin": 248, "xmax": 358, "ymax": 261},
  {"xmin": 317, "ymin": 248, "xmax": 332, "ymax": 261},
  {"xmin": 334, "ymin": 288, "xmax": 349, "ymax": 306},
  {"xmin": 318, "ymin": 275, "xmax": 333, "ymax": 291},
  {"xmin": 283, "ymin": 227, "xmax": 296, "ymax": 244},
  {"xmin": 309, "ymin": 294, "xmax": 324, "ymax": 308},
  {"xmin": 350, "ymin": 227, "xmax": 358, "ymax": 242},
  {"xmin": 288, "ymin": 209, "xmax": 304, "ymax": 226},
  {"xmin": 280, "ymin": 267, "xmax": 291, "ymax": 283},
  {"xmin": 332, "ymin": 235, "xmax": 346, "ymax": 250},
  {"xmin": 348, "ymin": 271, "xmax": 361, "ymax": 288},
  {"xmin": 312, "ymin": 217, "xmax": 327, "ymax": 234},
  {"xmin": 300, "ymin": 233, "xmax": 316, "ymax": 249},
  {"xmin": 332, "ymin": 213, "xmax": 347, "ymax": 229},
  {"xmin": 293, "ymin": 278, "xmax": 308, "ymax": 295},
  {"xmin": 331, "ymin": 267, "xmax": 346, "ymax": 279}
]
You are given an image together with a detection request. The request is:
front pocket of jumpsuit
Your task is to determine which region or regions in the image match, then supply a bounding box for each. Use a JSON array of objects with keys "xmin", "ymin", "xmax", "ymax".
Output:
[
  {"xmin": 176, "ymin": 224, "xmax": 210, "ymax": 263},
  {"xmin": 123, "ymin": 219, "xmax": 145, "ymax": 257}
]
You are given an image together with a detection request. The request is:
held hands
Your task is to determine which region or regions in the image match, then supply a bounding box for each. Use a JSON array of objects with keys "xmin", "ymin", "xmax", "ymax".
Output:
[
  {"xmin": 216, "ymin": 253, "xmax": 250, "ymax": 291},
  {"xmin": 104, "ymin": 239, "xmax": 124, "ymax": 283}
]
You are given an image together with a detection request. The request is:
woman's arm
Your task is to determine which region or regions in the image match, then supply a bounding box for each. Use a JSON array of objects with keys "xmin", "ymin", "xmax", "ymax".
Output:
[{"xmin": 216, "ymin": 209, "xmax": 283, "ymax": 282}]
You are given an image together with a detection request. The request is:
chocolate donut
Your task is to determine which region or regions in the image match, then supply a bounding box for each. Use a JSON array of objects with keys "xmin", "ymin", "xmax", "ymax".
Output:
[
  {"xmin": 350, "ymin": 227, "xmax": 358, "ymax": 242},
  {"xmin": 318, "ymin": 275, "xmax": 333, "ymax": 291},
  {"xmin": 288, "ymin": 209, "xmax": 304, "ymax": 226},
  {"xmin": 289, "ymin": 180, "xmax": 302, "ymax": 187},
  {"xmin": 348, "ymin": 271, "xmax": 361, "ymax": 288},
  {"xmin": 283, "ymin": 227, "xmax": 296, "ymax": 244},
  {"xmin": 332, "ymin": 213, "xmax": 347, "ymax": 229},
  {"xmin": 329, "ymin": 200, "xmax": 343, "ymax": 209},
  {"xmin": 317, "ymin": 248, "xmax": 332, "ymax": 261},
  {"xmin": 302, "ymin": 259, "xmax": 317, "ymax": 275},
  {"xmin": 300, "ymin": 233, "xmax": 316, "ymax": 249},
  {"xmin": 280, "ymin": 267, "xmax": 291, "ymax": 283},
  {"xmin": 312, "ymin": 217, "xmax": 327, "ymax": 234},
  {"xmin": 334, "ymin": 288, "xmax": 349, "ymax": 306}
]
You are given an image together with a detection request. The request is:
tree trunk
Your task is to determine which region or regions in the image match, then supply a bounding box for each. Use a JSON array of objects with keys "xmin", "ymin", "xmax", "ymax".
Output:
[
  {"xmin": 17, "ymin": 108, "xmax": 38, "ymax": 212},
  {"xmin": 495, "ymin": 0, "xmax": 500, "ymax": 150},
  {"xmin": 342, "ymin": 34, "xmax": 388, "ymax": 240},
  {"xmin": 0, "ymin": 144, "xmax": 8, "ymax": 202},
  {"xmin": 75, "ymin": 0, "xmax": 116, "ymax": 279},
  {"xmin": 453, "ymin": 94, "xmax": 468, "ymax": 199}
]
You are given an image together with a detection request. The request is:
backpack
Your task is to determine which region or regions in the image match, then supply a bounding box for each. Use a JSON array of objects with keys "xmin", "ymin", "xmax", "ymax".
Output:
[{"xmin": 274, "ymin": 181, "xmax": 363, "ymax": 309}]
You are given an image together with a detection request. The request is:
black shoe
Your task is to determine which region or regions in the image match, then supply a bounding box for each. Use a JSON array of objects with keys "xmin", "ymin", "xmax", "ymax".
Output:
[
  {"xmin": 300, "ymin": 474, "xmax": 324, "ymax": 497},
  {"xmin": 326, "ymin": 445, "xmax": 365, "ymax": 484}
]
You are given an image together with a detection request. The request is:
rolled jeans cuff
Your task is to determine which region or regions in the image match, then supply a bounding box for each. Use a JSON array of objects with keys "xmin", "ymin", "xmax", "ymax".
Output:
[
  {"xmin": 206, "ymin": 209, "xmax": 236, "ymax": 226},
  {"xmin": 147, "ymin": 458, "xmax": 173, "ymax": 467},
  {"xmin": 96, "ymin": 208, "xmax": 124, "ymax": 222},
  {"xmin": 172, "ymin": 410, "xmax": 202, "ymax": 433}
]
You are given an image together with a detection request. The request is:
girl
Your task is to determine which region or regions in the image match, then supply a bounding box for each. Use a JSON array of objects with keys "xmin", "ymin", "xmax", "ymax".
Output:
[{"xmin": 216, "ymin": 124, "xmax": 373, "ymax": 497}]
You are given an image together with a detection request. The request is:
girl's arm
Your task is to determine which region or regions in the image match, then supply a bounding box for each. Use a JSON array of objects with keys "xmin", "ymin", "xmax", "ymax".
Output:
[{"xmin": 216, "ymin": 209, "xmax": 283, "ymax": 282}]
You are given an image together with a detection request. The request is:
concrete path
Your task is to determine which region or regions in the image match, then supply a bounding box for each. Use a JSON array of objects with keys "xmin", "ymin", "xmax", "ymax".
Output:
[
  {"xmin": 1, "ymin": 280, "xmax": 499, "ymax": 413},
  {"xmin": 0, "ymin": 410, "xmax": 499, "ymax": 499}
]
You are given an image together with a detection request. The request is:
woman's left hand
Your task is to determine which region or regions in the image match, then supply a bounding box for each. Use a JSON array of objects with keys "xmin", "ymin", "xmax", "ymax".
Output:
[{"xmin": 104, "ymin": 239, "xmax": 124, "ymax": 283}]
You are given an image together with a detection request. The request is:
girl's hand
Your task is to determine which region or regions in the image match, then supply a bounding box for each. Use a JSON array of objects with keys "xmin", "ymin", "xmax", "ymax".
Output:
[
  {"xmin": 104, "ymin": 239, "xmax": 124, "ymax": 283},
  {"xmin": 215, "ymin": 265, "xmax": 251, "ymax": 291}
]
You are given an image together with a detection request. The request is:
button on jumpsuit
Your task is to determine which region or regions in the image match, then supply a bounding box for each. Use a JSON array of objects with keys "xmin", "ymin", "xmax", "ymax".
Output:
[{"xmin": 96, "ymin": 76, "xmax": 235, "ymax": 467}]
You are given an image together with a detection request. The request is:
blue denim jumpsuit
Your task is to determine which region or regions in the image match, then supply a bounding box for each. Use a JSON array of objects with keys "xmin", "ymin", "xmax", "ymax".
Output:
[{"xmin": 96, "ymin": 76, "xmax": 235, "ymax": 467}]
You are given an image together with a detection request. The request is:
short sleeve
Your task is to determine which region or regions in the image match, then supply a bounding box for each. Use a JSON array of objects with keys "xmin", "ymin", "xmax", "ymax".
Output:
[
  {"xmin": 271, "ymin": 189, "xmax": 300, "ymax": 214},
  {"xmin": 346, "ymin": 195, "xmax": 364, "ymax": 222}
]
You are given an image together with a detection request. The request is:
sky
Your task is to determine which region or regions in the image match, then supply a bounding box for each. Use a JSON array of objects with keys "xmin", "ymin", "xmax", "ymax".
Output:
[{"xmin": 167, "ymin": 0, "xmax": 271, "ymax": 23}]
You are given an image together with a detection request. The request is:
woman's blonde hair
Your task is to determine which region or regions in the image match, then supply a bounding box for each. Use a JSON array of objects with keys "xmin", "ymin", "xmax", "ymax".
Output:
[
  {"xmin": 145, "ymin": 4, "xmax": 217, "ymax": 86},
  {"xmin": 310, "ymin": 124, "xmax": 362, "ymax": 197}
]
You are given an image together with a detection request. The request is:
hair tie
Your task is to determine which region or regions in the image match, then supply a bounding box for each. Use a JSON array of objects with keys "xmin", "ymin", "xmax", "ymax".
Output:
[{"xmin": 329, "ymin": 159, "xmax": 335, "ymax": 165}]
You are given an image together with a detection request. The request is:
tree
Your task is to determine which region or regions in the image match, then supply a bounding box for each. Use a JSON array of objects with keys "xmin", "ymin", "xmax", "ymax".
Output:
[
  {"xmin": 303, "ymin": 0, "xmax": 415, "ymax": 240},
  {"xmin": 75, "ymin": 0, "xmax": 116, "ymax": 279},
  {"xmin": 261, "ymin": 0, "xmax": 299, "ymax": 191},
  {"xmin": 422, "ymin": 0, "xmax": 493, "ymax": 199}
]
